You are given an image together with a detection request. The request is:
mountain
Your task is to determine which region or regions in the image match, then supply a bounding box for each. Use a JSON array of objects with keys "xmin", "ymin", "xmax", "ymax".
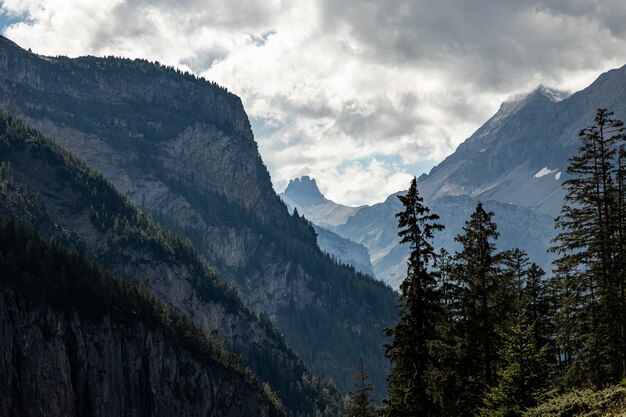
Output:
[
  {"xmin": 280, "ymin": 176, "xmax": 362, "ymax": 227},
  {"xmin": 281, "ymin": 176, "xmax": 556, "ymax": 288},
  {"xmin": 0, "ymin": 111, "xmax": 338, "ymax": 416},
  {"xmin": 312, "ymin": 224, "xmax": 375, "ymax": 277},
  {"xmin": 0, "ymin": 220, "xmax": 283, "ymax": 417},
  {"xmin": 418, "ymin": 76, "xmax": 626, "ymax": 216},
  {"xmin": 334, "ymin": 194, "xmax": 555, "ymax": 288},
  {"xmin": 0, "ymin": 35, "xmax": 398, "ymax": 397},
  {"xmin": 280, "ymin": 177, "xmax": 375, "ymax": 277},
  {"xmin": 287, "ymin": 68, "xmax": 626, "ymax": 289}
]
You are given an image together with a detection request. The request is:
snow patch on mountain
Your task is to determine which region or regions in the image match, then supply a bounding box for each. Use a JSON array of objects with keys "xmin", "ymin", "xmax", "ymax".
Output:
[{"xmin": 534, "ymin": 167, "xmax": 556, "ymax": 178}]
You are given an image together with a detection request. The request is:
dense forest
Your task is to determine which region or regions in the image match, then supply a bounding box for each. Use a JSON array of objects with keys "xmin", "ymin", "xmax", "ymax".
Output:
[{"xmin": 343, "ymin": 108, "xmax": 626, "ymax": 416}]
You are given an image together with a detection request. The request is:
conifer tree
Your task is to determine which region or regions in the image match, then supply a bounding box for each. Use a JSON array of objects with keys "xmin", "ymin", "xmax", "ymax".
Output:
[
  {"xmin": 383, "ymin": 177, "xmax": 443, "ymax": 417},
  {"xmin": 428, "ymin": 248, "xmax": 465, "ymax": 416},
  {"xmin": 552, "ymin": 108, "xmax": 626, "ymax": 386},
  {"xmin": 450, "ymin": 202, "xmax": 509, "ymax": 415},
  {"xmin": 521, "ymin": 263, "xmax": 555, "ymax": 355},
  {"xmin": 479, "ymin": 312, "xmax": 550, "ymax": 417},
  {"xmin": 344, "ymin": 359, "xmax": 377, "ymax": 417}
]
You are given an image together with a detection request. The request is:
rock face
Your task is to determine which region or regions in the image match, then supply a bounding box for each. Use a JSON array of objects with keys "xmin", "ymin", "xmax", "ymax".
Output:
[
  {"xmin": 418, "ymin": 75, "xmax": 626, "ymax": 217},
  {"xmin": 0, "ymin": 36, "xmax": 397, "ymax": 397},
  {"xmin": 281, "ymin": 176, "xmax": 362, "ymax": 227},
  {"xmin": 0, "ymin": 292, "xmax": 279, "ymax": 417},
  {"xmin": 0, "ymin": 113, "xmax": 337, "ymax": 416}
]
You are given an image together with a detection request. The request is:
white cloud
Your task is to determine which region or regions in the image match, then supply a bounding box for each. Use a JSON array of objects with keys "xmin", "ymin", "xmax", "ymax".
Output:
[{"xmin": 2, "ymin": 0, "xmax": 626, "ymax": 205}]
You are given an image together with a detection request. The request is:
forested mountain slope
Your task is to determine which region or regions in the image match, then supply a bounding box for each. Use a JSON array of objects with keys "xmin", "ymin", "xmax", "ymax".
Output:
[
  {"xmin": 0, "ymin": 35, "xmax": 397, "ymax": 397},
  {"xmin": 0, "ymin": 112, "xmax": 338, "ymax": 417},
  {"xmin": 0, "ymin": 220, "xmax": 283, "ymax": 417}
]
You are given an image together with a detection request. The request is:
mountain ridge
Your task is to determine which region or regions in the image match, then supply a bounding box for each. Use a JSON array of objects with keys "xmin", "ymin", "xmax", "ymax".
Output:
[
  {"xmin": 418, "ymin": 66, "xmax": 626, "ymax": 216},
  {"xmin": 0, "ymin": 35, "xmax": 397, "ymax": 398},
  {"xmin": 0, "ymin": 110, "xmax": 340, "ymax": 416}
]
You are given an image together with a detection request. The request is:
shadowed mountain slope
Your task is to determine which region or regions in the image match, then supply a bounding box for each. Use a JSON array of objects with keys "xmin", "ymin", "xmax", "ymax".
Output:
[{"xmin": 0, "ymin": 35, "xmax": 397, "ymax": 397}]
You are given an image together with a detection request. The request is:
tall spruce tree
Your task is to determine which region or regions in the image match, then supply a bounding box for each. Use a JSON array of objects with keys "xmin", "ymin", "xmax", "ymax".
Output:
[
  {"xmin": 522, "ymin": 263, "xmax": 557, "ymax": 358},
  {"xmin": 383, "ymin": 177, "xmax": 443, "ymax": 417},
  {"xmin": 450, "ymin": 202, "xmax": 510, "ymax": 415},
  {"xmin": 428, "ymin": 248, "xmax": 465, "ymax": 416},
  {"xmin": 344, "ymin": 359, "xmax": 377, "ymax": 417},
  {"xmin": 552, "ymin": 108, "xmax": 626, "ymax": 386}
]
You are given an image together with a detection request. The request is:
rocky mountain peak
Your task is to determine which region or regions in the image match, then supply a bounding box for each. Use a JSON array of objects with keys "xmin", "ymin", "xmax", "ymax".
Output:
[
  {"xmin": 418, "ymin": 66, "xmax": 626, "ymax": 216},
  {"xmin": 283, "ymin": 176, "xmax": 328, "ymax": 207},
  {"xmin": 479, "ymin": 86, "xmax": 569, "ymax": 138},
  {"xmin": 534, "ymin": 85, "xmax": 570, "ymax": 103}
]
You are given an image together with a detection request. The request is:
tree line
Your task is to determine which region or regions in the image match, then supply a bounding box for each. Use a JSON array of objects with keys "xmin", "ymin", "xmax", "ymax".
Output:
[{"xmin": 345, "ymin": 108, "xmax": 626, "ymax": 417}]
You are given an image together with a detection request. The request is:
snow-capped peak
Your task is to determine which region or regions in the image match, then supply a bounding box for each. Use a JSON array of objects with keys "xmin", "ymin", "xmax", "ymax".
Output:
[{"xmin": 535, "ymin": 86, "xmax": 570, "ymax": 103}]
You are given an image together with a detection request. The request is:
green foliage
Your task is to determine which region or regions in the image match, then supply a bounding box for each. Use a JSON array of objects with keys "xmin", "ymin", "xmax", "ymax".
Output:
[
  {"xmin": 524, "ymin": 382, "xmax": 626, "ymax": 417},
  {"xmin": 441, "ymin": 203, "xmax": 515, "ymax": 415},
  {"xmin": 479, "ymin": 313, "xmax": 551, "ymax": 417},
  {"xmin": 379, "ymin": 108, "xmax": 626, "ymax": 416},
  {"xmin": 551, "ymin": 108, "xmax": 626, "ymax": 387},
  {"xmin": 383, "ymin": 177, "xmax": 444, "ymax": 417}
]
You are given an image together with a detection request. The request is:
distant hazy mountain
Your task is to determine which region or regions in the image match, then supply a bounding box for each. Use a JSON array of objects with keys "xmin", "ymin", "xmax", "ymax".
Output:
[
  {"xmin": 280, "ymin": 177, "xmax": 375, "ymax": 277},
  {"xmin": 282, "ymin": 175, "xmax": 556, "ymax": 289},
  {"xmin": 283, "ymin": 65, "xmax": 626, "ymax": 289},
  {"xmin": 334, "ymin": 194, "xmax": 555, "ymax": 289},
  {"xmin": 280, "ymin": 176, "xmax": 362, "ymax": 227},
  {"xmin": 313, "ymin": 224, "xmax": 376, "ymax": 277}
]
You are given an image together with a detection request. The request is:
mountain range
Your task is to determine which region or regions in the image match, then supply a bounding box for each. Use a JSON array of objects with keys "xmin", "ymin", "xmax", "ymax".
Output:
[
  {"xmin": 3, "ymin": 28, "xmax": 626, "ymax": 415},
  {"xmin": 282, "ymin": 67, "xmax": 626, "ymax": 289}
]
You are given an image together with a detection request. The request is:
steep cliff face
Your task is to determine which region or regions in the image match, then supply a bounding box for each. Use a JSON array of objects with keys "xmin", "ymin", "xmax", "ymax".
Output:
[
  {"xmin": 0, "ymin": 37, "xmax": 274, "ymax": 217},
  {"xmin": 0, "ymin": 218, "xmax": 282, "ymax": 417},
  {"xmin": 0, "ymin": 113, "xmax": 338, "ymax": 416},
  {"xmin": 0, "ymin": 292, "xmax": 279, "ymax": 417},
  {"xmin": 0, "ymin": 36, "xmax": 397, "ymax": 396}
]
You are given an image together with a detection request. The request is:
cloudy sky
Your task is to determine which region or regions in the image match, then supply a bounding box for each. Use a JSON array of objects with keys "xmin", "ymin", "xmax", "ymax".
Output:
[{"xmin": 2, "ymin": 1, "xmax": 626, "ymax": 205}]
